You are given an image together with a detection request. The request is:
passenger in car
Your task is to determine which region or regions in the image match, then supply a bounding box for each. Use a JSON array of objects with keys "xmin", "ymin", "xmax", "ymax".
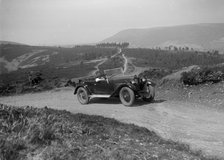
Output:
[{"xmin": 95, "ymin": 70, "xmax": 106, "ymax": 82}]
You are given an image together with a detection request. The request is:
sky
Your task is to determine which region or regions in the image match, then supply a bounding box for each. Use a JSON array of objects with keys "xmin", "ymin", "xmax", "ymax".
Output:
[{"xmin": 0, "ymin": 0, "xmax": 224, "ymax": 45}]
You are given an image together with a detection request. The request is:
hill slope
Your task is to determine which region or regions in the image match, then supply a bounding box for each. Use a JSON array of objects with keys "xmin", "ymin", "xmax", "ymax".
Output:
[
  {"xmin": 0, "ymin": 43, "xmax": 116, "ymax": 74},
  {"xmin": 0, "ymin": 40, "xmax": 26, "ymax": 45},
  {"xmin": 102, "ymin": 23, "xmax": 224, "ymax": 53}
]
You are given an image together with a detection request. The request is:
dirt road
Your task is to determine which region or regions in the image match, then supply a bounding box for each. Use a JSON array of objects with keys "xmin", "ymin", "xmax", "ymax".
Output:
[
  {"xmin": 1, "ymin": 87, "xmax": 224, "ymax": 158},
  {"xmin": 90, "ymin": 47, "xmax": 123, "ymax": 76},
  {"xmin": 122, "ymin": 54, "xmax": 128, "ymax": 74}
]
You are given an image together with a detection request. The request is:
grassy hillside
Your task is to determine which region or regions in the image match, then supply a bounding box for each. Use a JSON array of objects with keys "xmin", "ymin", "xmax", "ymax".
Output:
[
  {"xmin": 0, "ymin": 104, "xmax": 218, "ymax": 160},
  {"xmin": 0, "ymin": 62, "xmax": 97, "ymax": 83},
  {"xmin": 0, "ymin": 44, "xmax": 118, "ymax": 95},
  {"xmin": 0, "ymin": 62, "xmax": 99, "ymax": 95},
  {"xmin": 123, "ymin": 48, "xmax": 224, "ymax": 70},
  {"xmin": 0, "ymin": 44, "xmax": 116, "ymax": 62},
  {"xmin": 0, "ymin": 44, "xmax": 117, "ymax": 74},
  {"xmin": 0, "ymin": 44, "xmax": 37, "ymax": 61}
]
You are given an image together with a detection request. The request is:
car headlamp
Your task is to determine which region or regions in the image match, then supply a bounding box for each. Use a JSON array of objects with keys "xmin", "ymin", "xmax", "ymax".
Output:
[
  {"xmin": 147, "ymin": 81, "xmax": 152, "ymax": 84},
  {"xmin": 131, "ymin": 80, "xmax": 136, "ymax": 84}
]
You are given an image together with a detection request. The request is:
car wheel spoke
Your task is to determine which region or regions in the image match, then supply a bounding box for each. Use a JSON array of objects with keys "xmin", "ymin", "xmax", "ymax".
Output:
[{"xmin": 123, "ymin": 90, "xmax": 130, "ymax": 102}]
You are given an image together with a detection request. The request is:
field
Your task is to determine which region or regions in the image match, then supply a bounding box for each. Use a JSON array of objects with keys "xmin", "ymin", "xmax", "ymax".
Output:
[{"xmin": 0, "ymin": 104, "xmax": 218, "ymax": 160}]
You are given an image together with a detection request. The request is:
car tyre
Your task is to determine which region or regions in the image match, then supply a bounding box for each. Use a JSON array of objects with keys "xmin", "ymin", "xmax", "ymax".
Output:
[
  {"xmin": 142, "ymin": 85, "xmax": 155, "ymax": 102},
  {"xmin": 119, "ymin": 87, "xmax": 135, "ymax": 106},
  {"xmin": 77, "ymin": 87, "xmax": 89, "ymax": 105}
]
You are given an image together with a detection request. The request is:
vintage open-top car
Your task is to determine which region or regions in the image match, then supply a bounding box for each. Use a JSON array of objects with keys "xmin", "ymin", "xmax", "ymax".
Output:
[{"xmin": 74, "ymin": 72, "xmax": 155, "ymax": 106}]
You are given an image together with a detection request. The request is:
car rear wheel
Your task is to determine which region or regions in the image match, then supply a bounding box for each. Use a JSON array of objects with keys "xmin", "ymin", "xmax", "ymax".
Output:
[
  {"xmin": 77, "ymin": 87, "xmax": 89, "ymax": 105},
  {"xmin": 142, "ymin": 85, "xmax": 155, "ymax": 102},
  {"xmin": 119, "ymin": 87, "xmax": 135, "ymax": 106}
]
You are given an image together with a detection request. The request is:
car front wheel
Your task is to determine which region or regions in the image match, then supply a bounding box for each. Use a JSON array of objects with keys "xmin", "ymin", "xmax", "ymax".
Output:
[
  {"xmin": 142, "ymin": 85, "xmax": 155, "ymax": 102},
  {"xmin": 119, "ymin": 87, "xmax": 135, "ymax": 106},
  {"xmin": 77, "ymin": 87, "xmax": 89, "ymax": 105}
]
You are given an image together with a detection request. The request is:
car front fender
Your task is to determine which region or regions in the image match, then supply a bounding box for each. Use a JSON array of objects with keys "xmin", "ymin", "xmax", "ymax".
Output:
[
  {"xmin": 110, "ymin": 83, "xmax": 137, "ymax": 97},
  {"xmin": 146, "ymin": 80, "xmax": 156, "ymax": 87}
]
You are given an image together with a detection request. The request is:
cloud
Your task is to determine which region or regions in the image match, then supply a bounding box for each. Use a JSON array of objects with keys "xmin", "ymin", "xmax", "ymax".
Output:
[{"xmin": 179, "ymin": 0, "xmax": 224, "ymax": 11}]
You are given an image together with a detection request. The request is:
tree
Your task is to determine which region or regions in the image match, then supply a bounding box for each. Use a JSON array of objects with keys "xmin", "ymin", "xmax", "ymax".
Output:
[
  {"xmin": 214, "ymin": 50, "xmax": 219, "ymax": 56},
  {"xmin": 174, "ymin": 46, "xmax": 178, "ymax": 51}
]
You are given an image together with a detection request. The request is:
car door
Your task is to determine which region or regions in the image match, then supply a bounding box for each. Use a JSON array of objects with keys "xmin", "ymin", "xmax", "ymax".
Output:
[{"xmin": 93, "ymin": 80, "xmax": 113, "ymax": 94}]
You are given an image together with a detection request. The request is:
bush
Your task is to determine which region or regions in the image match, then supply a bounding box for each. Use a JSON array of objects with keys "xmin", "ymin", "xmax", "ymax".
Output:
[
  {"xmin": 139, "ymin": 68, "xmax": 172, "ymax": 80},
  {"xmin": 181, "ymin": 66, "xmax": 224, "ymax": 85},
  {"xmin": 27, "ymin": 124, "xmax": 55, "ymax": 145},
  {"xmin": 0, "ymin": 139, "xmax": 26, "ymax": 160}
]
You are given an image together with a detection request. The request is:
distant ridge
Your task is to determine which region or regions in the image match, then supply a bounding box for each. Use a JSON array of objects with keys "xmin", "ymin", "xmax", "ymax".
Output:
[
  {"xmin": 102, "ymin": 23, "xmax": 224, "ymax": 53},
  {"xmin": 0, "ymin": 41, "xmax": 28, "ymax": 45}
]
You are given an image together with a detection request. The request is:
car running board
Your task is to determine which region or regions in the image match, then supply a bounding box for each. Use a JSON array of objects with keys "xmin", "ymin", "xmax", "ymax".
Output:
[{"xmin": 90, "ymin": 94, "xmax": 110, "ymax": 99}]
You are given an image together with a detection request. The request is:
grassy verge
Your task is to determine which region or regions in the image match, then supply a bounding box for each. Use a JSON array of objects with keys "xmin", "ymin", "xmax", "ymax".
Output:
[{"xmin": 0, "ymin": 104, "xmax": 218, "ymax": 160}]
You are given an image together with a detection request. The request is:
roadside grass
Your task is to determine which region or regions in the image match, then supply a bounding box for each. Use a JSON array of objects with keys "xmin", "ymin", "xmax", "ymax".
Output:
[{"xmin": 0, "ymin": 104, "xmax": 220, "ymax": 160}]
